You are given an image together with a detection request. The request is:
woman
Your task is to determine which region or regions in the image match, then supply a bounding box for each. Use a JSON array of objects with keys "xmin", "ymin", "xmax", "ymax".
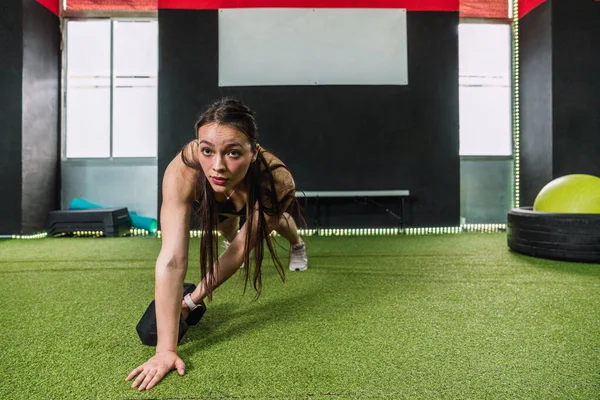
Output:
[{"xmin": 126, "ymin": 99, "xmax": 308, "ymax": 391}]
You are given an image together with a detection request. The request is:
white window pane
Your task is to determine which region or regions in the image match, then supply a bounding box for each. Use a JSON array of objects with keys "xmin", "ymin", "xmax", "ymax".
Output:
[
  {"xmin": 112, "ymin": 83, "xmax": 157, "ymax": 158},
  {"xmin": 66, "ymin": 20, "xmax": 111, "ymax": 158},
  {"xmin": 66, "ymin": 86, "xmax": 111, "ymax": 158},
  {"xmin": 113, "ymin": 21, "xmax": 158, "ymax": 77},
  {"xmin": 459, "ymin": 24, "xmax": 511, "ymax": 82},
  {"xmin": 459, "ymin": 86, "xmax": 512, "ymax": 156},
  {"xmin": 219, "ymin": 8, "xmax": 408, "ymax": 86},
  {"xmin": 67, "ymin": 20, "xmax": 111, "ymax": 77}
]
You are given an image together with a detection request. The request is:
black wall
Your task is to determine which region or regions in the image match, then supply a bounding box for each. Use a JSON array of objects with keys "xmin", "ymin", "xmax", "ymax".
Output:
[
  {"xmin": 552, "ymin": 0, "xmax": 600, "ymax": 178},
  {"xmin": 0, "ymin": 1, "xmax": 60, "ymax": 234},
  {"xmin": 159, "ymin": 10, "xmax": 459, "ymax": 228},
  {"xmin": 520, "ymin": 0, "xmax": 553, "ymax": 206},
  {"xmin": 0, "ymin": 2, "xmax": 24, "ymax": 234},
  {"xmin": 21, "ymin": 0, "xmax": 61, "ymax": 232},
  {"xmin": 520, "ymin": 0, "xmax": 600, "ymax": 206}
]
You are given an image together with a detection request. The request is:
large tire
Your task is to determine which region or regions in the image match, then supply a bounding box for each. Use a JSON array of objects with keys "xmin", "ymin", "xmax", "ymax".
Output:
[{"xmin": 507, "ymin": 207, "xmax": 600, "ymax": 263}]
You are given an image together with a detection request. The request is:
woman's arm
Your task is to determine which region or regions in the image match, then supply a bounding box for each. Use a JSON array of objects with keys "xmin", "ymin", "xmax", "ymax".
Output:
[
  {"xmin": 185, "ymin": 203, "xmax": 277, "ymax": 303},
  {"xmin": 127, "ymin": 153, "xmax": 197, "ymax": 391},
  {"xmin": 154, "ymin": 174, "xmax": 192, "ymax": 353}
]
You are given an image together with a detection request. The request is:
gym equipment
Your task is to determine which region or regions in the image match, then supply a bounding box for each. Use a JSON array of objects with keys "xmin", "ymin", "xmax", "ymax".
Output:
[
  {"xmin": 69, "ymin": 198, "xmax": 158, "ymax": 233},
  {"xmin": 507, "ymin": 207, "xmax": 600, "ymax": 263},
  {"xmin": 136, "ymin": 283, "xmax": 207, "ymax": 346},
  {"xmin": 46, "ymin": 208, "xmax": 132, "ymax": 237},
  {"xmin": 533, "ymin": 174, "xmax": 600, "ymax": 214}
]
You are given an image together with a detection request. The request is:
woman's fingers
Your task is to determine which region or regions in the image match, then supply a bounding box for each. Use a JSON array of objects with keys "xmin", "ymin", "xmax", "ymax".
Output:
[
  {"xmin": 125, "ymin": 366, "xmax": 142, "ymax": 381},
  {"xmin": 145, "ymin": 371, "xmax": 165, "ymax": 391},
  {"xmin": 126, "ymin": 365, "xmax": 171, "ymax": 391},
  {"xmin": 175, "ymin": 358, "xmax": 186, "ymax": 375},
  {"xmin": 138, "ymin": 370, "xmax": 156, "ymax": 391},
  {"xmin": 131, "ymin": 368, "xmax": 150, "ymax": 389},
  {"xmin": 127, "ymin": 352, "xmax": 183, "ymax": 391}
]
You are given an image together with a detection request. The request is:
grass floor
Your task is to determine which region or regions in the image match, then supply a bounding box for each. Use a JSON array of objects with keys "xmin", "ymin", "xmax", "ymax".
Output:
[{"xmin": 0, "ymin": 233, "xmax": 599, "ymax": 399}]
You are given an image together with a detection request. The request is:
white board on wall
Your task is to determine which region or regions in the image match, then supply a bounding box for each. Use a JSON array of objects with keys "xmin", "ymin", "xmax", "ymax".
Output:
[{"xmin": 218, "ymin": 8, "xmax": 408, "ymax": 87}]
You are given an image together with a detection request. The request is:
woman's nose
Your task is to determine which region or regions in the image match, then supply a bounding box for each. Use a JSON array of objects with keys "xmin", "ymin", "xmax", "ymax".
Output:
[{"xmin": 212, "ymin": 155, "xmax": 226, "ymax": 172}]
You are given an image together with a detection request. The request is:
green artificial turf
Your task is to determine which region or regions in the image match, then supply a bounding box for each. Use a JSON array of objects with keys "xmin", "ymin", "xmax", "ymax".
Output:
[{"xmin": 1, "ymin": 233, "xmax": 599, "ymax": 399}]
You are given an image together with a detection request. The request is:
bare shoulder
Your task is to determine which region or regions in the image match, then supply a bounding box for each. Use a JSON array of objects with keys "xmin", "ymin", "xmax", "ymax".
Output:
[
  {"xmin": 260, "ymin": 150, "xmax": 295, "ymax": 186},
  {"xmin": 259, "ymin": 150, "xmax": 295, "ymax": 205},
  {"xmin": 163, "ymin": 143, "xmax": 199, "ymax": 204}
]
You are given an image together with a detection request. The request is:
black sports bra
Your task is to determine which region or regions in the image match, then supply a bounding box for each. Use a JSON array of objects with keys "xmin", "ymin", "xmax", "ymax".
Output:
[{"xmin": 216, "ymin": 200, "xmax": 246, "ymax": 223}]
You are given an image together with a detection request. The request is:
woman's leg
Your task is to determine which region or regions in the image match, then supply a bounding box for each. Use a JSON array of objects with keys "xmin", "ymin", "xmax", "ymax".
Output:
[
  {"xmin": 217, "ymin": 216, "xmax": 240, "ymax": 242},
  {"xmin": 217, "ymin": 216, "xmax": 245, "ymax": 271},
  {"xmin": 274, "ymin": 213, "xmax": 308, "ymax": 271},
  {"xmin": 274, "ymin": 212, "xmax": 302, "ymax": 245}
]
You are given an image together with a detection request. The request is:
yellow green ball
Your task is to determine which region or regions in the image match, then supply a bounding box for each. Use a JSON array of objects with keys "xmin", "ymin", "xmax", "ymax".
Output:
[{"xmin": 533, "ymin": 174, "xmax": 600, "ymax": 213}]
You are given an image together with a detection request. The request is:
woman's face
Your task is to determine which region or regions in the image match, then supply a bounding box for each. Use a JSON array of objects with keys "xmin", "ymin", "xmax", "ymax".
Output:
[{"xmin": 197, "ymin": 122, "xmax": 256, "ymax": 197}]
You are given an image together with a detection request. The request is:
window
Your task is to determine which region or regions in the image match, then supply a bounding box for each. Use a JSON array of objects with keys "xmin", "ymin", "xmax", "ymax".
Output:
[
  {"xmin": 459, "ymin": 23, "xmax": 512, "ymax": 156},
  {"xmin": 64, "ymin": 19, "xmax": 158, "ymax": 158}
]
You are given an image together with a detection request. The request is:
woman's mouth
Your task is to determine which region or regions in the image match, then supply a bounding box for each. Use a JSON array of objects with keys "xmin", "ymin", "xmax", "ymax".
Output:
[{"xmin": 211, "ymin": 177, "xmax": 228, "ymax": 186}]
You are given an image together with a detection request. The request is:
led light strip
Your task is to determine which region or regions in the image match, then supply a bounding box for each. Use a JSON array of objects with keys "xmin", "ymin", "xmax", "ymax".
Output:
[
  {"xmin": 5, "ymin": 224, "xmax": 507, "ymax": 239},
  {"xmin": 512, "ymin": 0, "xmax": 520, "ymax": 208},
  {"xmin": 0, "ymin": 232, "xmax": 48, "ymax": 239},
  {"xmin": 183, "ymin": 225, "xmax": 506, "ymax": 237}
]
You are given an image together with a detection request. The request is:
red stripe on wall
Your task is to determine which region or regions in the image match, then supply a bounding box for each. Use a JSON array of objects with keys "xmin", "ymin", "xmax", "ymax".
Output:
[
  {"xmin": 158, "ymin": 0, "xmax": 459, "ymax": 11},
  {"xmin": 519, "ymin": 0, "xmax": 546, "ymax": 18},
  {"xmin": 37, "ymin": 0, "xmax": 60, "ymax": 15},
  {"xmin": 67, "ymin": 0, "xmax": 157, "ymax": 11},
  {"xmin": 460, "ymin": 0, "xmax": 508, "ymax": 18},
  {"xmin": 54, "ymin": 0, "xmax": 553, "ymax": 16},
  {"xmin": 62, "ymin": 0, "xmax": 462, "ymax": 13}
]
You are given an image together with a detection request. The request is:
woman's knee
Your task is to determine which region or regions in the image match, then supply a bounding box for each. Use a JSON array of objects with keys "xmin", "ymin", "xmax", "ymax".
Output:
[{"xmin": 276, "ymin": 213, "xmax": 295, "ymax": 232}]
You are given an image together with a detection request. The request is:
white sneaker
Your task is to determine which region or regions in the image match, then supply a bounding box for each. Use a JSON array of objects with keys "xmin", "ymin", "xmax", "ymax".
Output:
[
  {"xmin": 289, "ymin": 242, "xmax": 308, "ymax": 271},
  {"xmin": 223, "ymin": 240, "xmax": 244, "ymax": 269}
]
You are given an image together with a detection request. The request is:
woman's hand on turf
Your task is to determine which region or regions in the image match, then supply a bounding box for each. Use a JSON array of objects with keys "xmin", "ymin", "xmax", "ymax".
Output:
[{"xmin": 126, "ymin": 351, "xmax": 185, "ymax": 391}]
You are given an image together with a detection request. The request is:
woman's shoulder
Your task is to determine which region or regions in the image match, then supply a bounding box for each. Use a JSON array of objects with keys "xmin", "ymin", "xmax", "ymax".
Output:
[
  {"xmin": 258, "ymin": 149, "xmax": 295, "ymax": 191},
  {"xmin": 255, "ymin": 148, "xmax": 296, "ymax": 214},
  {"xmin": 163, "ymin": 142, "xmax": 200, "ymax": 203}
]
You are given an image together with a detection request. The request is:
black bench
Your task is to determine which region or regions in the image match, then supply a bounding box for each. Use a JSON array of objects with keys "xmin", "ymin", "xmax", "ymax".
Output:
[{"xmin": 298, "ymin": 190, "xmax": 410, "ymax": 231}]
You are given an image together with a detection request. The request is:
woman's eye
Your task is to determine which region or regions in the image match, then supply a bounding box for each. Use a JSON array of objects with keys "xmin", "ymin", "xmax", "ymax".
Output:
[
  {"xmin": 201, "ymin": 148, "xmax": 212, "ymax": 156},
  {"xmin": 229, "ymin": 150, "xmax": 241, "ymax": 158}
]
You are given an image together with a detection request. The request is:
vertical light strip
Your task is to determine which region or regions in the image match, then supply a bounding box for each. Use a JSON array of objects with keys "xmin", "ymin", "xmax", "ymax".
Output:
[
  {"xmin": 61, "ymin": 21, "xmax": 68, "ymax": 161},
  {"xmin": 109, "ymin": 20, "xmax": 114, "ymax": 158},
  {"xmin": 512, "ymin": 0, "xmax": 520, "ymax": 208}
]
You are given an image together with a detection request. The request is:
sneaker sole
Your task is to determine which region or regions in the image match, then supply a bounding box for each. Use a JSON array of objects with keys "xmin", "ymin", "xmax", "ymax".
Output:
[{"xmin": 289, "ymin": 266, "xmax": 308, "ymax": 271}]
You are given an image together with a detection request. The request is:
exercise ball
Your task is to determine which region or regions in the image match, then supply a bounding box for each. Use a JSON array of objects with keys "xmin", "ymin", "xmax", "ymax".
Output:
[{"xmin": 533, "ymin": 174, "xmax": 600, "ymax": 213}]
